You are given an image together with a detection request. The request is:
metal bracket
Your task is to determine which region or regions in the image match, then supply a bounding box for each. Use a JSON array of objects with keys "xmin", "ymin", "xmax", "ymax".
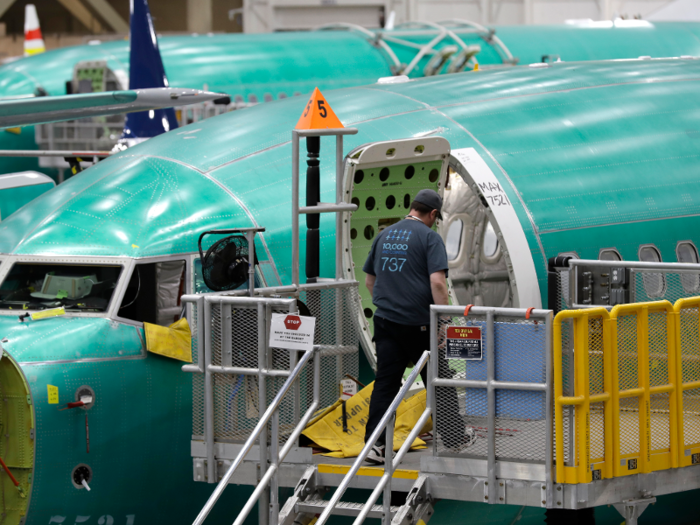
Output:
[
  {"xmin": 612, "ymin": 496, "xmax": 656, "ymax": 525},
  {"xmin": 216, "ymin": 460, "xmax": 232, "ymax": 482},
  {"xmin": 279, "ymin": 466, "xmax": 321, "ymax": 525},
  {"xmin": 193, "ymin": 458, "xmax": 206, "ymax": 482},
  {"xmin": 392, "ymin": 475, "xmax": 435, "ymax": 525}
]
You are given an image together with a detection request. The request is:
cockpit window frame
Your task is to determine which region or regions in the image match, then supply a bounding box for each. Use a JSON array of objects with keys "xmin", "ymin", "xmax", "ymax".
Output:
[
  {"xmin": 0, "ymin": 254, "xmax": 194, "ymax": 324},
  {"xmin": 0, "ymin": 255, "xmax": 133, "ymax": 319}
]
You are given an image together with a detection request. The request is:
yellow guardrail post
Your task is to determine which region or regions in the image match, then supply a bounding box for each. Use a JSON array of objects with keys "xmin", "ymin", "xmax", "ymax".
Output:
[
  {"xmin": 674, "ymin": 296, "xmax": 700, "ymax": 467},
  {"xmin": 610, "ymin": 301, "xmax": 675, "ymax": 476},
  {"xmin": 554, "ymin": 307, "xmax": 611, "ymax": 484}
]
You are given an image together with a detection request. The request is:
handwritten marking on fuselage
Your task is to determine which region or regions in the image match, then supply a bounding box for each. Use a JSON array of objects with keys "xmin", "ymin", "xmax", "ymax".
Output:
[
  {"xmin": 477, "ymin": 181, "xmax": 511, "ymax": 207},
  {"xmin": 49, "ymin": 516, "xmax": 134, "ymax": 525}
]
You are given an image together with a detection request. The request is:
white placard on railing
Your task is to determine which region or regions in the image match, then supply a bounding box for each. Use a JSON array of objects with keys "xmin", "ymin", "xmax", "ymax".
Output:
[{"xmin": 269, "ymin": 313, "xmax": 316, "ymax": 351}]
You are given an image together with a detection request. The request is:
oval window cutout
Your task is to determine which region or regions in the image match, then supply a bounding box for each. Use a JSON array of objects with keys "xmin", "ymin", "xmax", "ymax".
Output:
[
  {"xmin": 638, "ymin": 244, "xmax": 665, "ymax": 298},
  {"xmin": 677, "ymin": 241, "xmax": 700, "ymax": 293},
  {"xmin": 599, "ymin": 249, "xmax": 622, "ymax": 261},
  {"xmin": 483, "ymin": 221, "xmax": 499, "ymax": 258},
  {"xmin": 445, "ymin": 219, "xmax": 463, "ymax": 261}
]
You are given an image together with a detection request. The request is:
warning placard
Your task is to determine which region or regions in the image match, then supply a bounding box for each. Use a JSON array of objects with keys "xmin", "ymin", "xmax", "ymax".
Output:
[
  {"xmin": 269, "ymin": 313, "xmax": 316, "ymax": 352},
  {"xmin": 445, "ymin": 326, "xmax": 482, "ymax": 360}
]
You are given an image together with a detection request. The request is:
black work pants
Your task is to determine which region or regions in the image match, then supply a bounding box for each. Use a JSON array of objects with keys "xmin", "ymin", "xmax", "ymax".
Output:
[{"xmin": 364, "ymin": 316, "xmax": 463, "ymax": 448}]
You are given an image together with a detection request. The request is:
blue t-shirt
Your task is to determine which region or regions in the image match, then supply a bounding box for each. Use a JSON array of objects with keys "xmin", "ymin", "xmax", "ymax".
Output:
[{"xmin": 363, "ymin": 218, "xmax": 448, "ymax": 326}]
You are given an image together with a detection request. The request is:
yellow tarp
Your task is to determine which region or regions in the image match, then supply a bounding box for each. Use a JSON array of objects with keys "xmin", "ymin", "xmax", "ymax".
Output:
[
  {"xmin": 144, "ymin": 317, "xmax": 193, "ymax": 363},
  {"xmin": 302, "ymin": 382, "xmax": 432, "ymax": 458}
]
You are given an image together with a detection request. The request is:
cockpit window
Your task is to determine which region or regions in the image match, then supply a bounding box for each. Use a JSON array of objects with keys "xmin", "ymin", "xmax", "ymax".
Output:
[{"xmin": 0, "ymin": 263, "xmax": 122, "ymax": 312}]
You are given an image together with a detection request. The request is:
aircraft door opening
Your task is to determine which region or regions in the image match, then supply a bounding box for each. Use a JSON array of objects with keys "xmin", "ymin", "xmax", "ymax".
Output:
[{"xmin": 446, "ymin": 148, "xmax": 541, "ymax": 309}]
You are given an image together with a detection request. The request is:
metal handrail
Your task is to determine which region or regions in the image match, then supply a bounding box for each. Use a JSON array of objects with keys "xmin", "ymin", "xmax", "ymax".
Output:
[
  {"xmin": 315, "ymin": 350, "xmax": 431, "ymax": 525},
  {"xmin": 192, "ymin": 347, "xmax": 318, "ymax": 525}
]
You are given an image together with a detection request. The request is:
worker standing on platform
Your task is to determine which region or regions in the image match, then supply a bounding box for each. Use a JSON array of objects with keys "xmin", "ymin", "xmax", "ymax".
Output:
[{"xmin": 362, "ymin": 189, "xmax": 474, "ymax": 465}]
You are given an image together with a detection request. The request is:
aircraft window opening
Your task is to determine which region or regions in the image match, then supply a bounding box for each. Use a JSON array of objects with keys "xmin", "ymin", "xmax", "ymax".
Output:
[
  {"xmin": 404, "ymin": 194, "xmax": 410, "ymax": 208},
  {"xmin": 234, "ymin": 95, "xmax": 244, "ymax": 103},
  {"xmin": 263, "ymin": 93, "xmax": 273, "ymax": 102},
  {"xmin": 364, "ymin": 225, "xmax": 375, "ymax": 240},
  {"xmin": 446, "ymin": 219, "xmax": 463, "ymax": 261},
  {"xmin": 385, "ymin": 195, "xmax": 396, "ymax": 210},
  {"xmin": 248, "ymin": 94, "xmax": 258, "ymax": 103},
  {"xmin": 599, "ymin": 248, "xmax": 622, "ymax": 261},
  {"xmin": 354, "ymin": 170, "xmax": 364, "ymax": 184},
  {"xmin": 0, "ymin": 263, "xmax": 122, "ymax": 313},
  {"xmin": 379, "ymin": 168, "xmax": 390, "ymax": 182},
  {"xmin": 429, "ymin": 169, "xmax": 439, "ymax": 183},
  {"xmin": 365, "ymin": 196, "xmax": 376, "ymax": 211},
  {"xmin": 278, "ymin": 93, "xmax": 287, "ymax": 99},
  {"xmin": 119, "ymin": 260, "xmax": 186, "ymax": 326},
  {"xmin": 483, "ymin": 221, "xmax": 499, "ymax": 258},
  {"xmin": 351, "ymin": 228, "xmax": 357, "ymax": 240},
  {"xmin": 676, "ymin": 241, "xmax": 700, "ymax": 293},
  {"xmin": 405, "ymin": 165, "xmax": 415, "ymax": 179},
  {"xmin": 638, "ymin": 244, "xmax": 666, "ymax": 298}
]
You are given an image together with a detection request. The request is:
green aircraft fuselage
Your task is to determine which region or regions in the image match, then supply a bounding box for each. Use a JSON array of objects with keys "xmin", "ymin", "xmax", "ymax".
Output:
[{"xmin": 0, "ymin": 57, "xmax": 699, "ymax": 524}]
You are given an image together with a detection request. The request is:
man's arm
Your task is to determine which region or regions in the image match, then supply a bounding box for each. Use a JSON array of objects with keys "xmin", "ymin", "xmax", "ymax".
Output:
[
  {"xmin": 430, "ymin": 271, "xmax": 448, "ymax": 305},
  {"xmin": 365, "ymin": 273, "xmax": 376, "ymax": 298}
]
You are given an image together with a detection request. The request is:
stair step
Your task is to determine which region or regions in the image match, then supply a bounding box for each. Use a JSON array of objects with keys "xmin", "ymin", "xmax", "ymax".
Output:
[{"xmin": 297, "ymin": 495, "xmax": 401, "ymax": 518}]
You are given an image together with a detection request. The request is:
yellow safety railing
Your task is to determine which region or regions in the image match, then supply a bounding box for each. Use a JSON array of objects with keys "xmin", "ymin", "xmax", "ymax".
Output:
[
  {"xmin": 554, "ymin": 308, "xmax": 613, "ymax": 484},
  {"xmin": 554, "ymin": 299, "xmax": 692, "ymax": 483},
  {"xmin": 609, "ymin": 301, "xmax": 678, "ymax": 476},
  {"xmin": 675, "ymin": 297, "xmax": 700, "ymax": 467}
]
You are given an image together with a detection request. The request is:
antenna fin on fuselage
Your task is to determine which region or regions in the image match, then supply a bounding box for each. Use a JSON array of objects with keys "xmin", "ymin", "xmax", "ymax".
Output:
[{"xmin": 121, "ymin": 0, "xmax": 179, "ymax": 143}]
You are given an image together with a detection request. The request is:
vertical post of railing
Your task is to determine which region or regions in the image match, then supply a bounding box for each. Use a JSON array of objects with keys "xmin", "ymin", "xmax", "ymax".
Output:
[
  {"xmin": 603, "ymin": 314, "xmax": 614, "ymax": 480},
  {"xmin": 258, "ymin": 302, "xmax": 270, "ymax": 525},
  {"xmin": 638, "ymin": 306, "xmax": 651, "ymax": 474},
  {"xmin": 335, "ymin": 134, "xmax": 344, "ymax": 281},
  {"xmin": 575, "ymin": 314, "xmax": 590, "ymax": 482},
  {"xmin": 291, "ymin": 131, "xmax": 300, "ymax": 288},
  {"xmin": 486, "ymin": 310, "xmax": 496, "ymax": 503},
  {"xmin": 430, "ymin": 308, "xmax": 439, "ymax": 457},
  {"xmin": 269, "ymin": 409, "xmax": 280, "ymax": 525},
  {"xmin": 544, "ymin": 311, "xmax": 553, "ymax": 500},
  {"xmin": 334, "ymin": 133, "xmax": 346, "ymax": 397},
  {"xmin": 246, "ymin": 229, "xmax": 256, "ymax": 296},
  {"xmin": 383, "ymin": 413, "xmax": 395, "ymax": 525},
  {"xmin": 554, "ymin": 315, "xmax": 565, "ymax": 484},
  {"xmin": 667, "ymin": 306, "xmax": 679, "ymax": 469},
  {"xmin": 204, "ymin": 298, "xmax": 216, "ymax": 484}
]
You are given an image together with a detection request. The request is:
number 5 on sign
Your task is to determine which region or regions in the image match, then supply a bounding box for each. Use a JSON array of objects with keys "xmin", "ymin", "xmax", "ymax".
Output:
[{"xmin": 295, "ymin": 87, "xmax": 343, "ymax": 130}]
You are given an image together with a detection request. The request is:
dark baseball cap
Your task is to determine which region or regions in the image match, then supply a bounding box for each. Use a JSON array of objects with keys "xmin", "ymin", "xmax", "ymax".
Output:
[{"xmin": 413, "ymin": 189, "xmax": 443, "ymax": 220}]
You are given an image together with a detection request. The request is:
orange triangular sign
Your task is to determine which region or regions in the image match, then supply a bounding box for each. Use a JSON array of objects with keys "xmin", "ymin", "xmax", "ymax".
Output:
[{"xmin": 295, "ymin": 88, "xmax": 344, "ymax": 130}]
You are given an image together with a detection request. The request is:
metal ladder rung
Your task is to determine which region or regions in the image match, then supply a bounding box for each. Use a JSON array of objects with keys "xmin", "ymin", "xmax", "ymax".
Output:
[
  {"xmin": 299, "ymin": 203, "xmax": 358, "ymax": 214},
  {"xmin": 297, "ymin": 495, "xmax": 400, "ymax": 518}
]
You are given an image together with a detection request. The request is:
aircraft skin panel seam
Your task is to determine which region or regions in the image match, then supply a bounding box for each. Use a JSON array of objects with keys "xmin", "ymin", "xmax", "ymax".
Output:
[
  {"xmin": 538, "ymin": 210, "xmax": 700, "ymax": 235},
  {"xmin": 18, "ymin": 353, "xmax": 148, "ymax": 366}
]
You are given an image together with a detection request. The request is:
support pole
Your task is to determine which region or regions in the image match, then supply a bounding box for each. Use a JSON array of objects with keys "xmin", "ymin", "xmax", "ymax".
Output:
[{"xmin": 305, "ymin": 136, "xmax": 320, "ymax": 284}]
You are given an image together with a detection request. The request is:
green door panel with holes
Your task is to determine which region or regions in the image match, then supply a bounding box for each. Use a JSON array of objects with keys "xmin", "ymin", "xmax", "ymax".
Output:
[{"xmin": 349, "ymin": 160, "xmax": 444, "ymax": 322}]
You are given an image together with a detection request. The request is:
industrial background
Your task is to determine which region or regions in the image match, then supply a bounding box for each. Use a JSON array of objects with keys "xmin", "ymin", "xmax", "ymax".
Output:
[{"xmin": 0, "ymin": 0, "xmax": 694, "ymax": 60}]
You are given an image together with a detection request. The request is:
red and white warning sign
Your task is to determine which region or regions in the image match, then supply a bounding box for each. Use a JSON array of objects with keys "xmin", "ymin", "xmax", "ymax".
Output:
[{"xmin": 269, "ymin": 313, "xmax": 316, "ymax": 351}]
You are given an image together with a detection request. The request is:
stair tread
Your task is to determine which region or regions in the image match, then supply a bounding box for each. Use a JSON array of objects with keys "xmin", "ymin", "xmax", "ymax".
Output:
[{"xmin": 299, "ymin": 495, "xmax": 401, "ymax": 512}]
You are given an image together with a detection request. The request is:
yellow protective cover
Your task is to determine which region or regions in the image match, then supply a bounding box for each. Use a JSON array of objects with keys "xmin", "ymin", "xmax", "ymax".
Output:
[
  {"xmin": 302, "ymin": 382, "xmax": 432, "ymax": 458},
  {"xmin": 143, "ymin": 317, "xmax": 193, "ymax": 363}
]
